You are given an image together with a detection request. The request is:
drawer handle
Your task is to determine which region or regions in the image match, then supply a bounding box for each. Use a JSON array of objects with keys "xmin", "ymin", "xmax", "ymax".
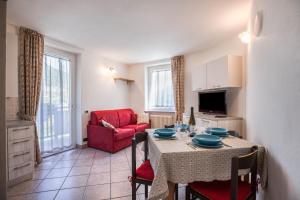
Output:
[
  {"xmin": 12, "ymin": 127, "xmax": 30, "ymax": 132},
  {"xmin": 13, "ymin": 163, "xmax": 30, "ymax": 170},
  {"xmin": 12, "ymin": 139, "xmax": 30, "ymax": 144},
  {"xmin": 13, "ymin": 151, "xmax": 30, "ymax": 157}
]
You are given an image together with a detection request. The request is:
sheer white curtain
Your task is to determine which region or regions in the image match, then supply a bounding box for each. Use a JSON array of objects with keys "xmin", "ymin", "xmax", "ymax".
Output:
[
  {"xmin": 37, "ymin": 54, "xmax": 72, "ymax": 155},
  {"xmin": 148, "ymin": 65, "xmax": 175, "ymax": 111}
]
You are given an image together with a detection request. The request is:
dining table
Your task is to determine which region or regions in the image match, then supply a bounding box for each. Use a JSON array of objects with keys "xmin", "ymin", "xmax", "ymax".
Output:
[{"xmin": 146, "ymin": 129, "xmax": 267, "ymax": 200}]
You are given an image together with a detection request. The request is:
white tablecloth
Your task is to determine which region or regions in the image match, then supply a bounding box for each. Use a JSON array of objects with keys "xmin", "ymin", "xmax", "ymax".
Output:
[{"xmin": 146, "ymin": 129, "xmax": 267, "ymax": 200}]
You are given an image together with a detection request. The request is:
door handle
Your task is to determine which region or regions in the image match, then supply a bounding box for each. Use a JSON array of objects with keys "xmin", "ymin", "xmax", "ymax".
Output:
[
  {"xmin": 13, "ymin": 151, "xmax": 30, "ymax": 157},
  {"xmin": 12, "ymin": 139, "xmax": 30, "ymax": 144},
  {"xmin": 13, "ymin": 163, "xmax": 30, "ymax": 170}
]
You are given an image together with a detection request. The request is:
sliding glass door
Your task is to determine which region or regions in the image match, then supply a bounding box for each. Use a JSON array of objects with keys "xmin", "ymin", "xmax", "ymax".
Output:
[{"xmin": 37, "ymin": 52, "xmax": 74, "ymax": 156}]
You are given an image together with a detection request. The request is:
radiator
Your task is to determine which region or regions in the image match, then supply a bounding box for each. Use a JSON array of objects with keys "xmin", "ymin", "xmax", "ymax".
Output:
[{"xmin": 150, "ymin": 114, "xmax": 175, "ymax": 128}]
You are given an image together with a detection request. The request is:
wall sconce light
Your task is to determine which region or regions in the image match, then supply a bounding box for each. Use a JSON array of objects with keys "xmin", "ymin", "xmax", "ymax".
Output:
[
  {"xmin": 239, "ymin": 31, "xmax": 250, "ymax": 44},
  {"xmin": 254, "ymin": 11, "xmax": 263, "ymax": 36},
  {"xmin": 107, "ymin": 67, "xmax": 116, "ymax": 74}
]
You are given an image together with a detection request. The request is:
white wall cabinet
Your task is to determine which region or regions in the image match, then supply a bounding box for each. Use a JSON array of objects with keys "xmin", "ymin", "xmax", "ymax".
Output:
[
  {"xmin": 192, "ymin": 55, "xmax": 242, "ymax": 91},
  {"xmin": 192, "ymin": 64, "xmax": 206, "ymax": 91}
]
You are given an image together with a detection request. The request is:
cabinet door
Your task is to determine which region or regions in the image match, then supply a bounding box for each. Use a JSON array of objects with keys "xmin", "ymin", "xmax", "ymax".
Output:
[
  {"xmin": 201, "ymin": 119, "xmax": 218, "ymax": 128},
  {"xmin": 195, "ymin": 118, "xmax": 203, "ymax": 128},
  {"xmin": 206, "ymin": 56, "xmax": 228, "ymax": 89},
  {"xmin": 192, "ymin": 64, "xmax": 206, "ymax": 91}
]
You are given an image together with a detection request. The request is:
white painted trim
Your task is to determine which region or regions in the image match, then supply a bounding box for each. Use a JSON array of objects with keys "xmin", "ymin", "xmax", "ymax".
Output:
[
  {"xmin": 44, "ymin": 37, "xmax": 84, "ymax": 54},
  {"xmin": 42, "ymin": 47, "xmax": 77, "ymax": 150}
]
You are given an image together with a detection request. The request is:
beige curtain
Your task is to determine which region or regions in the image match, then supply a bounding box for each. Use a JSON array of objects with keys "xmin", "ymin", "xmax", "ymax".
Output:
[
  {"xmin": 171, "ymin": 55, "xmax": 185, "ymax": 121},
  {"xmin": 18, "ymin": 27, "xmax": 44, "ymax": 165}
]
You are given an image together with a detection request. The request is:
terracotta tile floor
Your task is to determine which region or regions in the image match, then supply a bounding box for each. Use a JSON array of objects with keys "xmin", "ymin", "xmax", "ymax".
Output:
[{"xmin": 8, "ymin": 146, "xmax": 186, "ymax": 200}]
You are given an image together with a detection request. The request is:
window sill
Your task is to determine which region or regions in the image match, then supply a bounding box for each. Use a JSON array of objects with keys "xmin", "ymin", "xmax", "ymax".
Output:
[{"xmin": 144, "ymin": 110, "xmax": 175, "ymax": 114}]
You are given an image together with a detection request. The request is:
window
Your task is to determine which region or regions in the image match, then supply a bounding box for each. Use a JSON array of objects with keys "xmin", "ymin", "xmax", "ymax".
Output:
[
  {"xmin": 37, "ymin": 50, "xmax": 75, "ymax": 156},
  {"xmin": 146, "ymin": 64, "xmax": 175, "ymax": 111}
]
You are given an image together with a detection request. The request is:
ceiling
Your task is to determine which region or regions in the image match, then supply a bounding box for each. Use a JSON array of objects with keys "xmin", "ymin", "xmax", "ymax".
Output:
[{"xmin": 7, "ymin": 0, "xmax": 250, "ymax": 64}]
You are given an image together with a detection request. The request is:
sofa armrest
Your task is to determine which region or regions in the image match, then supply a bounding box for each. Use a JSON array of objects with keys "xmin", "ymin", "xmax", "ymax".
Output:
[{"xmin": 87, "ymin": 125, "xmax": 115, "ymax": 152}]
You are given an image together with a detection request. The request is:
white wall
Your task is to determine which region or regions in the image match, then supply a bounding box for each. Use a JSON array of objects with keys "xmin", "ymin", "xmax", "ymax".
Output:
[
  {"xmin": 128, "ymin": 37, "xmax": 246, "ymax": 118},
  {"xmin": 6, "ymin": 24, "xmax": 18, "ymax": 97},
  {"xmin": 5, "ymin": 24, "xmax": 130, "ymax": 145},
  {"xmin": 246, "ymin": 0, "xmax": 300, "ymax": 199},
  {"xmin": 79, "ymin": 50, "xmax": 130, "ymax": 143}
]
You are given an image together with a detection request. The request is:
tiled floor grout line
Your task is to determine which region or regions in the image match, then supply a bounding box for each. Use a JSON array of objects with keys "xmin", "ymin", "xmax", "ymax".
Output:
[
  {"xmin": 9, "ymin": 148, "xmax": 140, "ymax": 200},
  {"xmin": 51, "ymin": 151, "xmax": 79, "ymax": 199},
  {"xmin": 82, "ymin": 150, "xmax": 96, "ymax": 200},
  {"xmin": 7, "ymin": 158, "xmax": 61, "ymax": 197}
]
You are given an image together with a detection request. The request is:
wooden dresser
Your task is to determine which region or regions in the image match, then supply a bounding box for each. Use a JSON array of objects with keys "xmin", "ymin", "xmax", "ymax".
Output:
[{"xmin": 7, "ymin": 120, "xmax": 35, "ymax": 187}]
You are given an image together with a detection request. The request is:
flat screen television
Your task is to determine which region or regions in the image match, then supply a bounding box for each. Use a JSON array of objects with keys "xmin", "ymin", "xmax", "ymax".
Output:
[{"xmin": 198, "ymin": 91, "xmax": 227, "ymax": 114}]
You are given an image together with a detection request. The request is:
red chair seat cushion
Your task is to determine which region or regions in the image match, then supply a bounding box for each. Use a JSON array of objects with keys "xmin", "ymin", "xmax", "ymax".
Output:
[
  {"xmin": 136, "ymin": 159, "xmax": 154, "ymax": 181},
  {"xmin": 114, "ymin": 128, "xmax": 135, "ymax": 141},
  {"xmin": 189, "ymin": 180, "xmax": 252, "ymax": 200},
  {"xmin": 122, "ymin": 123, "xmax": 150, "ymax": 132}
]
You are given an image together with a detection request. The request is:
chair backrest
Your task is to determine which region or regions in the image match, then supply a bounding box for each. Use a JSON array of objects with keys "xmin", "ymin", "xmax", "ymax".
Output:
[
  {"xmin": 131, "ymin": 132, "xmax": 148, "ymax": 178},
  {"xmin": 165, "ymin": 124, "xmax": 175, "ymax": 128},
  {"xmin": 231, "ymin": 146, "xmax": 258, "ymax": 200},
  {"xmin": 228, "ymin": 130, "xmax": 242, "ymax": 138}
]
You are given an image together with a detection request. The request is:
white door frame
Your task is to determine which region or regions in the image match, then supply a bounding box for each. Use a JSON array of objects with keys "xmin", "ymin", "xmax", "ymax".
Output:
[{"xmin": 41, "ymin": 46, "xmax": 77, "ymax": 153}]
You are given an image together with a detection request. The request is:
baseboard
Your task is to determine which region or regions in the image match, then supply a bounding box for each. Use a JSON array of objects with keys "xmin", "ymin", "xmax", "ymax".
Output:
[{"xmin": 76, "ymin": 143, "xmax": 87, "ymax": 149}]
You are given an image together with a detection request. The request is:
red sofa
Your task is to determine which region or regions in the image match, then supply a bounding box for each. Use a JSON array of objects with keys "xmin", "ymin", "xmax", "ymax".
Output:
[{"xmin": 87, "ymin": 108, "xmax": 150, "ymax": 153}]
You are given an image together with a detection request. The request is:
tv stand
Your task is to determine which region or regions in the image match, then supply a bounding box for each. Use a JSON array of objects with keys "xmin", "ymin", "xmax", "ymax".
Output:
[
  {"xmin": 215, "ymin": 115, "xmax": 227, "ymax": 118},
  {"xmin": 182, "ymin": 113, "xmax": 243, "ymax": 136}
]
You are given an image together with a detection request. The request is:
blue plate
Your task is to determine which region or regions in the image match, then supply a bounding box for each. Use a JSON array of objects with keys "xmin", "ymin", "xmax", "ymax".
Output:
[
  {"xmin": 207, "ymin": 127, "xmax": 228, "ymax": 134},
  {"xmin": 205, "ymin": 131, "xmax": 229, "ymax": 137},
  {"xmin": 193, "ymin": 134, "xmax": 221, "ymax": 145},
  {"xmin": 192, "ymin": 140, "xmax": 223, "ymax": 148},
  {"xmin": 210, "ymin": 127, "xmax": 228, "ymax": 133},
  {"xmin": 212, "ymin": 133, "xmax": 229, "ymax": 137},
  {"xmin": 153, "ymin": 133, "xmax": 176, "ymax": 139},
  {"xmin": 155, "ymin": 128, "xmax": 176, "ymax": 137}
]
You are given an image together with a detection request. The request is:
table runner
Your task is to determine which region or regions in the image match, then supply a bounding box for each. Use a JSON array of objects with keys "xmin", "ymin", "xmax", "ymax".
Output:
[{"xmin": 146, "ymin": 129, "xmax": 267, "ymax": 200}]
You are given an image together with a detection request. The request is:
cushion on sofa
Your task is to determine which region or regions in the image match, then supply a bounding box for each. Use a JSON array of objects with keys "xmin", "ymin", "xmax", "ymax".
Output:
[
  {"xmin": 90, "ymin": 110, "xmax": 120, "ymax": 127},
  {"xmin": 101, "ymin": 120, "xmax": 115, "ymax": 129},
  {"xmin": 122, "ymin": 123, "xmax": 149, "ymax": 132},
  {"xmin": 117, "ymin": 109, "xmax": 135, "ymax": 127},
  {"xmin": 114, "ymin": 128, "xmax": 135, "ymax": 140}
]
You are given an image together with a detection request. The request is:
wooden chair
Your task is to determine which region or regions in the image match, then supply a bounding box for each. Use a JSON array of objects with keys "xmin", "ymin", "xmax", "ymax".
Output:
[
  {"xmin": 131, "ymin": 132, "xmax": 153, "ymax": 200},
  {"xmin": 186, "ymin": 146, "xmax": 258, "ymax": 200},
  {"xmin": 130, "ymin": 132, "xmax": 178, "ymax": 200},
  {"xmin": 165, "ymin": 124, "xmax": 175, "ymax": 128}
]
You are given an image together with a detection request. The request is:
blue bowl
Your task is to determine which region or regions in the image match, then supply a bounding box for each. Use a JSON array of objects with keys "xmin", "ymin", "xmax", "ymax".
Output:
[
  {"xmin": 155, "ymin": 128, "xmax": 176, "ymax": 137},
  {"xmin": 193, "ymin": 134, "xmax": 221, "ymax": 146},
  {"xmin": 207, "ymin": 127, "xmax": 228, "ymax": 135}
]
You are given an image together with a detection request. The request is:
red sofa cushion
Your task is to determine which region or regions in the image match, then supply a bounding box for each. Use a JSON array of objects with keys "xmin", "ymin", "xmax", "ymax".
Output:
[
  {"xmin": 122, "ymin": 123, "xmax": 149, "ymax": 132},
  {"xmin": 90, "ymin": 110, "xmax": 120, "ymax": 128},
  {"xmin": 117, "ymin": 109, "xmax": 135, "ymax": 127},
  {"xmin": 136, "ymin": 159, "xmax": 154, "ymax": 181},
  {"xmin": 114, "ymin": 128, "xmax": 135, "ymax": 141},
  {"xmin": 189, "ymin": 180, "xmax": 252, "ymax": 200}
]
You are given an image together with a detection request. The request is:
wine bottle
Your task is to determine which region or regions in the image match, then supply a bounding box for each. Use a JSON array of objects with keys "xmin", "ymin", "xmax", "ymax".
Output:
[{"xmin": 189, "ymin": 107, "xmax": 196, "ymax": 134}]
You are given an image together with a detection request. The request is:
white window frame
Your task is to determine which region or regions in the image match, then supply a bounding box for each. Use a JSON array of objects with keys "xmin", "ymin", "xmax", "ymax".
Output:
[
  {"xmin": 145, "ymin": 62, "xmax": 175, "ymax": 112},
  {"xmin": 41, "ymin": 46, "xmax": 77, "ymax": 154}
]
